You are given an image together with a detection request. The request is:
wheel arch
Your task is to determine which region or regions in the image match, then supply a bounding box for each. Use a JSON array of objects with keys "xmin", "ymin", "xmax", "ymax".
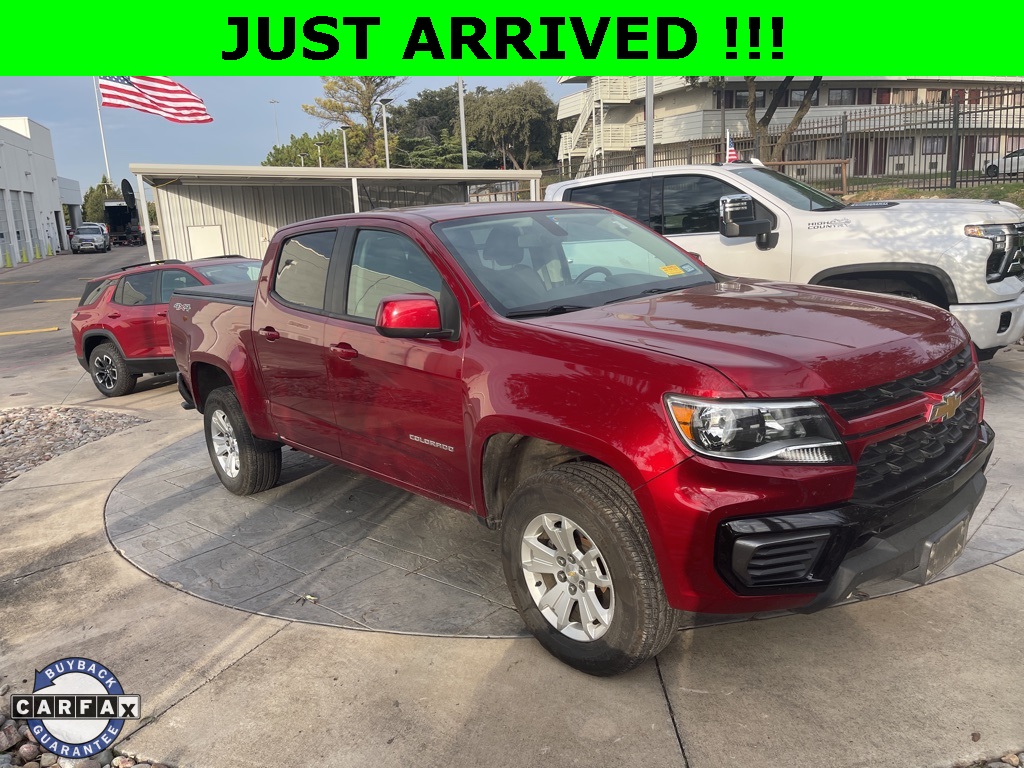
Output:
[
  {"xmin": 477, "ymin": 430, "xmax": 643, "ymax": 531},
  {"xmin": 188, "ymin": 361, "xmax": 234, "ymax": 413},
  {"xmin": 81, "ymin": 331, "xmax": 124, "ymax": 362},
  {"xmin": 809, "ymin": 263, "xmax": 958, "ymax": 308}
]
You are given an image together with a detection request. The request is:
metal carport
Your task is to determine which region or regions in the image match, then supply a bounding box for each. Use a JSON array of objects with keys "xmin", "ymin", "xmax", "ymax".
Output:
[{"xmin": 129, "ymin": 164, "xmax": 543, "ymax": 264}]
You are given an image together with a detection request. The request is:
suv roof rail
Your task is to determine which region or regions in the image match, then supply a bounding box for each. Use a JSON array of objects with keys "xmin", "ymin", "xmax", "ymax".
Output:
[
  {"xmin": 118, "ymin": 259, "xmax": 183, "ymax": 271},
  {"xmin": 196, "ymin": 254, "xmax": 246, "ymax": 260}
]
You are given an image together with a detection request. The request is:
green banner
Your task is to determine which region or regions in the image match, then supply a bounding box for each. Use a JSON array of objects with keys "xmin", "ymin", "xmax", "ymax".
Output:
[{"xmin": 5, "ymin": 2, "xmax": 1021, "ymax": 74}]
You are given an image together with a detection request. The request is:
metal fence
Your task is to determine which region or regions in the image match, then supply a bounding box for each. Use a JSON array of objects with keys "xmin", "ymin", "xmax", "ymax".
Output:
[{"xmin": 545, "ymin": 90, "xmax": 1024, "ymax": 196}]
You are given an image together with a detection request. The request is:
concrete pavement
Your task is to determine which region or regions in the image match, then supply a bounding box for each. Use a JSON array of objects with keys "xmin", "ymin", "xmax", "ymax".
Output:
[{"xmin": 1, "ymin": 255, "xmax": 1023, "ymax": 767}]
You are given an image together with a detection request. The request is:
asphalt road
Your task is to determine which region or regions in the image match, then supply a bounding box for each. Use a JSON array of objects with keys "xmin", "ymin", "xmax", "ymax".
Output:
[{"xmin": 0, "ymin": 242, "xmax": 162, "ymax": 375}]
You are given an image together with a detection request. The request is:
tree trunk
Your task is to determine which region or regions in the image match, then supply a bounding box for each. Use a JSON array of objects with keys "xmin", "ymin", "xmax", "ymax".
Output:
[{"xmin": 768, "ymin": 77, "xmax": 823, "ymax": 162}]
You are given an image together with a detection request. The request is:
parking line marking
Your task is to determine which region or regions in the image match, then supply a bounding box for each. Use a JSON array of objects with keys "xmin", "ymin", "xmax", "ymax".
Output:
[
  {"xmin": 0, "ymin": 280, "xmax": 40, "ymax": 285},
  {"xmin": 0, "ymin": 327, "xmax": 59, "ymax": 336},
  {"xmin": 31, "ymin": 298, "xmax": 78, "ymax": 303}
]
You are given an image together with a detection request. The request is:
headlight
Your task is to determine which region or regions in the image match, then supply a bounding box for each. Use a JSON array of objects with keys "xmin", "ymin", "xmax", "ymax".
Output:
[
  {"xmin": 664, "ymin": 395, "xmax": 849, "ymax": 464},
  {"xmin": 964, "ymin": 223, "xmax": 1015, "ymax": 239}
]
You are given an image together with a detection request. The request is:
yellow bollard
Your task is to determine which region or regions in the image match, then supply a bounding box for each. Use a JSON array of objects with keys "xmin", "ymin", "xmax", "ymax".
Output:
[
  {"xmin": 34, "ymin": 244, "xmax": 42, "ymax": 260},
  {"xmin": 20, "ymin": 247, "xmax": 28, "ymax": 263},
  {"xmin": 47, "ymin": 242, "xmax": 54, "ymax": 257},
  {"xmin": 2, "ymin": 250, "xmax": 11, "ymax": 269}
]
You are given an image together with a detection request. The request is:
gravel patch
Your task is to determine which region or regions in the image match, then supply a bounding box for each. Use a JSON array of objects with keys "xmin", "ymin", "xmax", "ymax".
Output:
[{"xmin": 0, "ymin": 407, "xmax": 148, "ymax": 487}]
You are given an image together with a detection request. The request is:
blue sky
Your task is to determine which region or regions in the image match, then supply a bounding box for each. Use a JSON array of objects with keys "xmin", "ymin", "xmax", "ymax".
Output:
[{"xmin": 0, "ymin": 77, "xmax": 580, "ymax": 196}]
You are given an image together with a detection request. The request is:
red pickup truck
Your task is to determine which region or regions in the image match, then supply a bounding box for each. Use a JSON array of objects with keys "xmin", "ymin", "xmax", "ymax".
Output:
[{"xmin": 170, "ymin": 202, "xmax": 992, "ymax": 676}]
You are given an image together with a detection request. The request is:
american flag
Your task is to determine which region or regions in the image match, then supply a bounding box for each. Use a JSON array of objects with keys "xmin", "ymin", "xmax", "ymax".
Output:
[
  {"xmin": 98, "ymin": 77, "xmax": 213, "ymax": 124},
  {"xmin": 726, "ymin": 132, "xmax": 740, "ymax": 162}
]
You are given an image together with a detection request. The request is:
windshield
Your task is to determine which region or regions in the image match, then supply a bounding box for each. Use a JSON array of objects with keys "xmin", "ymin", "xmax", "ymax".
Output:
[
  {"xmin": 434, "ymin": 209, "xmax": 715, "ymax": 316},
  {"xmin": 193, "ymin": 260, "xmax": 261, "ymax": 283},
  {"xmin": 731, "ymin": 167, "xmax": 845, "ymax": 211},
  {"xmin": 77, "ymin": 226, "xmax": 102, "ymax": 235}
]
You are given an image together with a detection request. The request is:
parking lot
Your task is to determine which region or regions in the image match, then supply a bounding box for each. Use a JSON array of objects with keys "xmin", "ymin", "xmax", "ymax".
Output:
[{"xmin": 1, "ymin": 248, "xmax": 1023, "ymax": 768}]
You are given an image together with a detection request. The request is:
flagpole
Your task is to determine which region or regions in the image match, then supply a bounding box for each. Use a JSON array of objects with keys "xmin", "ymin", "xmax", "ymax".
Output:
[{"xmin": 93, "ymin": 77, "xmax": 113, "ymax": 188}]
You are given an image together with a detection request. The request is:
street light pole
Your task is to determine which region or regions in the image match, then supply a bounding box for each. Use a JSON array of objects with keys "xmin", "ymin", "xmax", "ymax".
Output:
[
  {"xmin": 314, "ymin": 141, "xmax": 324, "ymax": 167},
  {"xmin": 269, "ymin": 99, "xmax": 281, "ymax": 147},
  {"xmin": 457, "ymin": 77, "xmax": 468, "ymax": 170},
  {"xmin": 339, "ymin": 126, "xmax": 350, "ymax": 168},
  {"xmin": 299, "ymin": 152, "xmax": 307, "ymax": 167},
  {"xmin": 379, "ymin": 98, "xmax": 394, "ymax": 169}
]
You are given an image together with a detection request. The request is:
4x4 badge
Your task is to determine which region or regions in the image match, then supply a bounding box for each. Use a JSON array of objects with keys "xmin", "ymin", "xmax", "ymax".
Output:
[{"xmin": 926, "ymin": 391, "xmax": 962, "ymax": 423}]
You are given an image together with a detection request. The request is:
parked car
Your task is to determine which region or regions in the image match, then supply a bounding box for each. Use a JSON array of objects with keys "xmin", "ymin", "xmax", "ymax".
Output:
[
  {"xmin": 71, "ymin": 224, "xmax": 111, "ymax": 253},
  {"xmin": 72, "ymin": 256, "xmax": 261, "ymax": 397},
  {"xmin": 546, "ymin": 163, "xmax": 1024, "ymax": 358},
  {"xmin": 170, "ymin": 202, "xmax": 992, "ymax": 676},
  {"xmin": 985, "ymin": 148, "xmax": 1024, "ymax": 177}
]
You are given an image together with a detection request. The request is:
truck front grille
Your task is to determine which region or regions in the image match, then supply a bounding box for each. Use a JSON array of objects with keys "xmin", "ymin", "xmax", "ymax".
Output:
[
  {"xmin": 823, "ymin": 347, "xmax": 972, "ymax": 421},
  {"xmin": 852, "ymin": 392, "xmax": 980, "ymax": 506}
]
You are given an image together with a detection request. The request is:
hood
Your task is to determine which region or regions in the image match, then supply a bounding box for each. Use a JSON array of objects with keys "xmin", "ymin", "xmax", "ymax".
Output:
[
  {"xmin": 843, "ymin": 197, "xmax": 1024, "ymax": 226},
  {"xmin": 538, "ymin": 280, "xmax": 967, "ymax": 398}
]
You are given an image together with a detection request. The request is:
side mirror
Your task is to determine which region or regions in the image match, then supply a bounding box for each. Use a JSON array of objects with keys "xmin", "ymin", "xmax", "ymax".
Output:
[
  {"xmin": 375, "ymin": 294, "xmax": 452, "ymax": 339},
  {"xmin": 719, "ymin": 194, "xmax": 772, "ymax": 239}
]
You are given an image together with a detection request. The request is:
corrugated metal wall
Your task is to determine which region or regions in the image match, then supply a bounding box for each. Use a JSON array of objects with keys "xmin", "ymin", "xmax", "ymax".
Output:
[{"xmin": 154, "ymin": 184, "xmax": 353, "ymax": 262}]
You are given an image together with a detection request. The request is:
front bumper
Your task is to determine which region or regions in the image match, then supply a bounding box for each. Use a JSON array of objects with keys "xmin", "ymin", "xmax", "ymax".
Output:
[
  {"xmin": 722, "ymin": 421, "xmax": 993, "ymax": 613},
  {"xmin": 950, "ymin": 292, "xmax": 1024, "ymax": 350}
]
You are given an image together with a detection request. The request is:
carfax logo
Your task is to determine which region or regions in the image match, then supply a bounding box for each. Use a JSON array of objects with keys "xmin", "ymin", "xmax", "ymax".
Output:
[{"xmin": 9, "ymin": 658, "xmax": 141, "ymax": 758}]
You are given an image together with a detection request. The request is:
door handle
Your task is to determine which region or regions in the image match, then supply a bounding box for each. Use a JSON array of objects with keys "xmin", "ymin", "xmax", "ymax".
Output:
[
  {"xmin": 106, "ymin": 312, "xmax": 121, "ymax": 319},
  {"xmin": 329, "ymin": 342, "xmax": 358, "ymax": 360},
  {"xmin": 257, "ymin": 326, "xmax": 280, "ymax": 341},
  {"xmin": 156, "ymin": 311, "xmax": 167, "ymax": 317}
]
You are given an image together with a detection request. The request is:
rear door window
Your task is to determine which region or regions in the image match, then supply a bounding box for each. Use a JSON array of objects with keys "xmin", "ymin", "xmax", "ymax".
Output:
[
  {"xmin": 113, "ymin": 272, "xmax": 158, "ymax": 306},
  {"xmin": 158, "ymin": 269, "xmax": 203, "ymax": 303},
  {"xmin": 272, "ymin": 230, "xmax": 338, "ymax": 313},
  {"xmin": 565, "ymin": 179, "xmax": 650, "ymax": 225}
]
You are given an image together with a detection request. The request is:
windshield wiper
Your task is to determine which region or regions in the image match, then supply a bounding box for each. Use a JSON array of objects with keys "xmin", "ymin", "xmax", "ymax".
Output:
[
  {"xmin": 604, "ymin": 286, "xmax": 679, "ymax": 304},
  {"xmin": 506, "ymin": 304, "xmax": 593, "ymax": 318}
]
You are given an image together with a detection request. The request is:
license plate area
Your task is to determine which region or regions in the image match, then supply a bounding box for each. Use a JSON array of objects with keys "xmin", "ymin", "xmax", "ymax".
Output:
[{"xmin": 919, "ymin": 516, "xmax": 970, "ymax": 583}]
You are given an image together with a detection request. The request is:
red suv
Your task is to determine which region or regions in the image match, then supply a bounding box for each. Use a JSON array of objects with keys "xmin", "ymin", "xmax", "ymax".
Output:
[{"xmin": 72, "ymin": 257, "xmax": 260, "ymax": 397}]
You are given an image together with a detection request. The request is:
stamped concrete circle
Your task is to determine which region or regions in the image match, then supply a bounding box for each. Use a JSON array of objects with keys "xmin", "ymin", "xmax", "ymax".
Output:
[
  {"xmin": 106, "ymin": 400, "xmax": 1024, "ymax": 637},
  {"xmin": 106, "ymin": 432, "xmax": 528, "ymax": 637}
]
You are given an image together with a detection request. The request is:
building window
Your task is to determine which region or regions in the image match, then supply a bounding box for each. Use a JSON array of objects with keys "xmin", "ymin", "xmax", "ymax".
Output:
[
  {"xmin": 788, "ymin": 88, "xmax": 819, "ymax": 107},
  {"xmin": 714, "ymin": 90, "xmax": 735, "ymax": 110},
  {"xmin": 892, "ymin": 89, "xmax": 918, "ymax": 105},
  {"xmin": 978, "ymin": 136, "xmax": 1000, "ymax": 153},
  {"xmin": 889, "ymin": 138, "xmax": 915, "ymax": 156},
  {"xmin": 734, "ymin": 90, "xmax": 765, "ymax": 109},
  {"xmin": 876, "ymin": 88, "xmax": 892, "ymax": 105},
  {"xmin": 828, "ymin": 88, "xmax": 855, "ymax": 106},
  {"xmin": 856, "ymin": 88, "xmax": 873, "ymax": 105},
  {"xmin": 925, "ymin": 89, "xmax": 948, "ymax": 104},
  {"xmin": 922, "ymin": 136, "xmax": 948, "ymax": 155}
]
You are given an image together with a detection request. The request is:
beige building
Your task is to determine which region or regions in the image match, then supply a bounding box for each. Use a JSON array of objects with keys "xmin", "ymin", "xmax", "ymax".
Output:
[{"xmin": 556, "ymin": 77, "xmax": 1024, "ymax": 185}]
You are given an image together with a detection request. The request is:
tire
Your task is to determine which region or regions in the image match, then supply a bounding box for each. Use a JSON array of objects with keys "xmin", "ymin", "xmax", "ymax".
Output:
[
  {"xmin": 89, "ymin": 343, "xmax": 138, "ymax": 397},
  {"xmin": 501, "ymin": 463, "xmax": 679, "ymax": 676},
  {"xmin": 985, "ymin": 164, "xmax": 999, "ymax": 178},
  {"xmin": 204, "ymin": 386, "xmax": 281, "ymax": 495},
  {"xmin": 72, "ymin": 248, "xmax": 79, "ymax": 254}
]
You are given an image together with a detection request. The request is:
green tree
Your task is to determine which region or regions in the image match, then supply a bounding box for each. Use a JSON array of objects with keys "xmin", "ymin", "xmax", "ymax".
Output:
[
  {"xmin": 466, "ymin": 81, "xmax": 557, "ymax": 170},
  {"xmin": 302, "ymin": 77, "xmax": 407, "ymax": 167},
  {"xmin": 393, "ymin": 131, "xmax": 492, "ymax": 169},
  {"xmin": 82, "ymin": 176, "xmax": 122, "ymax": 223},
  {"xmin": 389, "ymin": 85, "xmax": 461, "ymax": 143},
  {"xmin": 263, "ymin": 129, "xmax": 368, "ymax": 168}
]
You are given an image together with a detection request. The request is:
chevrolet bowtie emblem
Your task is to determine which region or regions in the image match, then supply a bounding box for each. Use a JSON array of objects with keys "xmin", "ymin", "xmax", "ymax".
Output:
[{"xmin": 926, "ymin": 391, "xmax": 962, "ymax": 423}]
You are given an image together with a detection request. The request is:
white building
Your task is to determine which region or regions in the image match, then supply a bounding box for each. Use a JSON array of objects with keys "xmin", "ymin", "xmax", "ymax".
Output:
[
  {"xmin": 556, "ymin": 77, "xmax": 1024, "ymax": 184},
  {"xmin": 0, "ymin": 118, "xmax": 81, "ymax": 266}
]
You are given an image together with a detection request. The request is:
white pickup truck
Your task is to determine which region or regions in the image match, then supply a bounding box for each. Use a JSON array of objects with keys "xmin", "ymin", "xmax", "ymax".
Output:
[{"xmin": 545, "ymin": 164, "xmax": 1024, "ymax": 357}]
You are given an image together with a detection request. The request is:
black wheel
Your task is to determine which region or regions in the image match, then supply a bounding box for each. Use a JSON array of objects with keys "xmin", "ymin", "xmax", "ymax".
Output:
[
  {"xmin": 985, "ymin": 164, "xmax": 999, "ymax": 178},
  {"xmin": 204, "ymin": 386, "xmax": 281, "ymax": 495},
  {"xmin": 72, "ymin": 248, "xmax": 79, "ymax": 254},
  {"xmin": 501, "ymin": 463, "xmax": 678, "ymax": 676},
  {"xmin": 89, "ymin": 343, "xmax": 137, "ymax": 397}
]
